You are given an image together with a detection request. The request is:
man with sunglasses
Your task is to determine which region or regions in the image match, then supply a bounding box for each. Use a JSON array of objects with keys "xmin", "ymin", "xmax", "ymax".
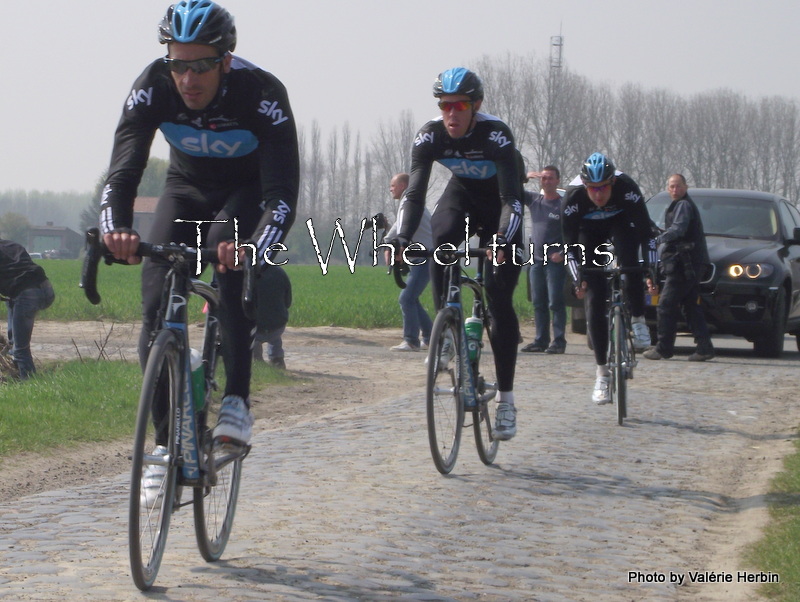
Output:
[
  {"xmin": 394, "ymin": 67, "xmax": 524, "ymax": 441},
  {"xmin": 100, "ymin": 1, "xmax": 299, "ymax": 449},
  {"xmin": 562, "ymin": 153, "xmax": 657, "ymax": 405}
]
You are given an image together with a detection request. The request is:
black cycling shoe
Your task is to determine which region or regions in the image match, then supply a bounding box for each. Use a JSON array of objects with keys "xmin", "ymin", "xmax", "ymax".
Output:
[{"xmin": 521, "ymin": 342, "xmax": 547, "ymax": 352}]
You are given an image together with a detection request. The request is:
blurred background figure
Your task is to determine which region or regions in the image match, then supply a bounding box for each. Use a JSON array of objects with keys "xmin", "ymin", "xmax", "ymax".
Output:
[
  {"xmin": 384, "ymin": 172, "xmax": 433, "ymax": 352},
  {"xmin": 253, "ymin": 266, "xmax": 292, "ymax": 369},
  {"xmin": 1, "ymin": 239, "xmax": 55, "ymax": 379}
]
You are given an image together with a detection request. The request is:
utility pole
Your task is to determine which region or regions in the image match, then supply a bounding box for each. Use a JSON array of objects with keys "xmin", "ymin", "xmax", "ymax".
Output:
[{"xmin": 548, "ymin": 31, "xmax": 564, "ymax": 167}]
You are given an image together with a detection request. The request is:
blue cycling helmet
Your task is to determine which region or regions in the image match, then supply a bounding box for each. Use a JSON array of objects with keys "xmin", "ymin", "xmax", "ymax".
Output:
[
  {"xmin": 159, "ymin": 1, "xmax": 237, "ymax": 53},
  {"xmin": 580, "ymin": 152, "xmax": 616, "ymax": 183},
  {"xmin": 433, "ymin": 68, "xmax": 484, "ymax": 101}
]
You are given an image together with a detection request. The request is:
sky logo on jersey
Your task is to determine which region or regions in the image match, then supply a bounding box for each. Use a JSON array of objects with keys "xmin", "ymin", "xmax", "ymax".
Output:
[
  {"xmin": 489, "ymin": 130, "xmax": 513, "ymax": 148},
  {"xmin": 126, "ymin": 87, "xmax": 154, "ymax": 111},
  {"xmin": 160, "ymin": 123, "xmax": 258, "ymax": 158},
  {"xmin": 439, "ymin": 158, "xmax": 497, "ymax": 179},
  {"xmin": 258, "ymin": 100, "xmax": 290, "ymax": 125},
  {"xmin": 625, "ymin": 191, "xmax": 642, "ymax": 203},
  {"xmin": 415, "ymin": 131, "xmax": 435, "ymax": 146},
  {"xmin": 272, "ymin": 200, "xmax": 292, "ymax": 224}
]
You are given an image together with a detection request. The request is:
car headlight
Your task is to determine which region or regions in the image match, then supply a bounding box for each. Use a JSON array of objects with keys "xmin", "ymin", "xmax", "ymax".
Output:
[{"xmin": 726, "ymin": 263, "xmax": 775, "ymax": 279}]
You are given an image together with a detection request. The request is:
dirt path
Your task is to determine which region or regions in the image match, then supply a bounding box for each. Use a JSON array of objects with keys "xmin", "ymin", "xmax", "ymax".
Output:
[{"xmin": 0, "ymin": 321, "xmax": 414, "ymax": 503}]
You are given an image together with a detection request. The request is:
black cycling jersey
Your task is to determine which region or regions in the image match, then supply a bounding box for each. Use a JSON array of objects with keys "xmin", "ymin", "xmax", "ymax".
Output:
[
  {"xmin": 398, "ymin": 112, "xmax": 523, "ymax": 394},
  {"xmin": 100, "ymin": 55, "xmax": 300, "ymax": 262},
  {"xmin": 561, "ymin": 172, "xmax": 657, "ymax": 283},
  {"xmin": 398, "ymin": 113, "xmax": 523, "ymax": 243}
]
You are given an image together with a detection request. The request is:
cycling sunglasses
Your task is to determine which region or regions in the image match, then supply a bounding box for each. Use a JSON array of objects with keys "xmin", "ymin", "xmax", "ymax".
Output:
[
  {"xmin": 585, "ymin": 181, "xmax": 613, "ymax": 193},
  {"xmin": 437, "ymin": 100, "xmax": 474, "ymax": 112},
  {"xmin": 163, "ymin": 56, "xmax": 223, "ymax": 75}
]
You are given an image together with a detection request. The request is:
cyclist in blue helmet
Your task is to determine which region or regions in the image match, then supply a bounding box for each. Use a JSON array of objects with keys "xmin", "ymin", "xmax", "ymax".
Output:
[
  {"xmin": 580, "ymin": 152, "xmax": 616, "ymax": 184},
  {"xmin": 562, "ymin": 153, "xmax": 658, "ymax": 405},
  {"xmin": 394, "ymin": 67, "xmax": 524, "ymax": 441},
  {"xmin": 101, "ymin": 1, "xmax": 300, "ymax": 452}
]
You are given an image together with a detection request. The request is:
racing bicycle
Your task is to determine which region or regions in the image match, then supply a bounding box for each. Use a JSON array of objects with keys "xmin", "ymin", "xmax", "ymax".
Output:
[
  {"xmin": 395, "ymin": 247, "xmax": 499, "ymax": 474},
  {"xmin": 584, "ymin": 264, "xmax": 648, "ymax": 425},
  {"xmin": 81, "ymin": 228, "xmax": 254, "ymax": 590}
]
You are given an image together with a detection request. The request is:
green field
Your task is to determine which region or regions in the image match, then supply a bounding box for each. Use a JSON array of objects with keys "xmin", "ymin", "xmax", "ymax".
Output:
[{"xmin": 1, "ymin": 258, "xmax": 534, "ymax": 328}]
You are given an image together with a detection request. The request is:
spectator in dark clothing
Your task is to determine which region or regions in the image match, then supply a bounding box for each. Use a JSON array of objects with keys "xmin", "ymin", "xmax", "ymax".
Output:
[
  {"xmin": 0, "ymin": 240, "xmax": 55, "ymax": 378},
  {"xmin": 643, "ymin": 174, "xmax": 714, "ymax": 361},
  {"xmin": 253, "ymin": 266, "xmax": 292, "ymax": 369}
]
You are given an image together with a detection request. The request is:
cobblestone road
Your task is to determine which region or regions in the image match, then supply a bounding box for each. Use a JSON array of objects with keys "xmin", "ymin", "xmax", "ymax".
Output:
[{"xmin": 1, "ymin": 331, "xmax": 797, "ymax": 601}]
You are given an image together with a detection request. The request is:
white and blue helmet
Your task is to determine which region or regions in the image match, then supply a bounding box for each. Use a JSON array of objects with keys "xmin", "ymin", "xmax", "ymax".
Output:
[
  {"xmin": 159, "ymin": 1, "xmax": 236, "ymax": 53},
  {"xmin": 580, "ymin": 152, "xmax": 616, "ymax": 183},
  {"xmin": 433, "ymin": 68, "xmax": 484, "ymax": 101}
]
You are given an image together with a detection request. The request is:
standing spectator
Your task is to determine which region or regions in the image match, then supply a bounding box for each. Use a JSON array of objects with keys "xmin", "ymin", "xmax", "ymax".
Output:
[
  {"xmin": 384, "ymin": 173, "xmax": 433, "ymax": 351},
  {"xmin": 0, "ymin": 239, "xmax": 55, "ymax": 379},
  {"xmin": 521, "ymin": 166, "xmax": 567, "ymax": 354},
  {"xmin": 253, "ymin": 266, "xmax": 292, "ymax": 369},
  {"xmin": 644, "ymin": 174, "xmax": 715, "ymax": 361}
]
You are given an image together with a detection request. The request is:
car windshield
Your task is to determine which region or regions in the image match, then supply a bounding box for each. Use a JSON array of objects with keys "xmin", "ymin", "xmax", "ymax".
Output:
[{"xmin": 648, "ymin": 193, "xmax": 779, "ymax": 240}]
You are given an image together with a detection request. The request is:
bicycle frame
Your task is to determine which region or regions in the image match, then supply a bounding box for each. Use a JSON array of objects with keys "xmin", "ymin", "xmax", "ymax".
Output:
[
  {"xmin": 441, "ymin": 256, "xmax": 489, "ymax": 409},
  {"xmin": 156, "ymin": 266, "xmax": 220, "ymax": 485},
  {"xmin": 606, "ymin": 270, "xmax": 635, "ymax": 368},
  {"xmin": 584, "ymin": 263, "xmax": 647, "ymax": 424}
]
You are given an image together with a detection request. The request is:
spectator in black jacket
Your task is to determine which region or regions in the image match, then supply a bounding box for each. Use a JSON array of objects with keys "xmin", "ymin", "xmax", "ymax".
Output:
[
  {"xmin": 644, "ymin": 174, "xmax": 714, "ymax": 361},
  {"xmin": 0, "ymin": 239, "xmax": 55, "ymax": 378},
  {"xmin": 253, "ymin": 266, "xmax": 291, "ymax": 369}
]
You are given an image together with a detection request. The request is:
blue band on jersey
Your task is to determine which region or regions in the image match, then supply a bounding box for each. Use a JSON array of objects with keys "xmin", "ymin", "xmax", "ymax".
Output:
[
  {"xmin": 438, "ymin": 158, "xmax": 498, "ymax": 180},
  {"xmin": 160, "ymin": 123, "xmax": 259, "ymax": 158},
  {"xmin": 583, "ymin": 208, "xmax": 624, "ymax": 220}
]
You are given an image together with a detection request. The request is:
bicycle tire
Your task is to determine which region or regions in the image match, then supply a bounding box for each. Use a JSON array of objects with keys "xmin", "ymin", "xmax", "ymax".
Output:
[
  {"xmin": 194, "ymin": 314, "xmax": 242, "ymax": 561},
  {"xmin": 426, "ymin": 308, "xmax": 464, "ymax": 474},
  {"xmin": 473, "ymin": 314, "xmax": 498, "ymax": 465},
  {"xmin": 129, "ymin": 329, "xmax": 182, "ymax": 591},
  {"xmin": 612, "ymin": 306, "xmax": 627, "ymax": 425}
]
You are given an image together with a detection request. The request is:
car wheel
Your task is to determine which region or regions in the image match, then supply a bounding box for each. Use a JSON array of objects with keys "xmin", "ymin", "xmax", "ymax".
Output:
[
  {"xmin": 753, "ymin": 288, "xmax": 786, "ymax": 358},
  {"xmin": 571, "ymin": 306, "xmax": 587, "ymax": 335}
]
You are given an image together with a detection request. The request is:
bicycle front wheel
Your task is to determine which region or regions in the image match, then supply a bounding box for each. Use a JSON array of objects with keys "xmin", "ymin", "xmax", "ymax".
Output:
[
  {"xmin": 129, "ymin": 329, "xmax": 182, "ymax": 591},
  {"xmin": 426, "ymin": 308, "xmax": 464, "ymax": 474},
  {"xmin": 611, "ymin": 306, "xmax": 627, "ymax": 425},
  {"xmin": 473, "ymin": 317, "xmax": 498, "ymax": 465},
  {"xmin": 194, "ymin": 313, "xmax": 243, "ymax": 561}
]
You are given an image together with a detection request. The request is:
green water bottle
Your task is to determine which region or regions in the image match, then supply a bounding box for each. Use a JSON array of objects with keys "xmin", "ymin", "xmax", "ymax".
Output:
[
  {"xmin": 464, "ymin": 317, "xmax": 483, "ymax": 362},
  {"xmin": 189, "ymin": 348, "xmax": 205, "ymax": 410}
]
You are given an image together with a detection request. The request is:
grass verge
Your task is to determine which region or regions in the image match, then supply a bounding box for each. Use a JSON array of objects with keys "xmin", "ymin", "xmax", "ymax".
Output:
[
  {"xmin": 0, "ymin": 359, "xmax": 296, "ymax": 461},
  {"xmin": 744, "ymin": 440, "xmax": 800, "ymax": 600}
]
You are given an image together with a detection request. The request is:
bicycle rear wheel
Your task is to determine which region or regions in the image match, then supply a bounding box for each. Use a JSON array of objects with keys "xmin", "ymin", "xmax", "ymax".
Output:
[
  {"xmin": 473, "ymin": 317, "xmax": 498, "ymax": 465},
  {"xmin": 426, "ymin": 308, "xmax": 464, "ymax": 474},
  {"xmin": 194, "ymin": 314, "xmax": 243, "ymax": 561},
  {"xmin": 129, "ymin": 329, "xmax": 181, "ymax": 591},
  {"xmin": 611, "ymin": 306, "xmax": 627, "ymax": 425}
]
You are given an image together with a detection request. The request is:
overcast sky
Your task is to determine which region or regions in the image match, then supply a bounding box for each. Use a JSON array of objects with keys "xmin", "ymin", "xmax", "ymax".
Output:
[{"xmin": 3, "ymin": 0, "xmax": 798, "ymax": 193}]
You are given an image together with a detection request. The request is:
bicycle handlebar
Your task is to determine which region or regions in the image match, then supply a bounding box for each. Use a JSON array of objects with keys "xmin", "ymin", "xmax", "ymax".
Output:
[
  {"xmin": 392, "ymin": 247, "xmax": 490, "ymax": 289},
  {"xmin": 581, "ymin": 264, "xmax": 651, "ymax": 275},
  {"xmin": 81, "ymin": 228, "xmax": 256, "ymax": 318}
]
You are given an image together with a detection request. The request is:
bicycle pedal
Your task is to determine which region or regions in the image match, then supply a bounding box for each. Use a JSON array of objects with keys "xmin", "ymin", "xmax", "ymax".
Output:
[{"xmin": 213, "ymin": 438, "xmax": 250, "ymax": 461}]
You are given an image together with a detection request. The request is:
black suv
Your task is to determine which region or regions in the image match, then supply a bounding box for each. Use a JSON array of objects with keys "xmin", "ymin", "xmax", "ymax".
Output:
[{"xmin": 645, "ymin": 188, "xmax": 800, "ymax": 357}]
